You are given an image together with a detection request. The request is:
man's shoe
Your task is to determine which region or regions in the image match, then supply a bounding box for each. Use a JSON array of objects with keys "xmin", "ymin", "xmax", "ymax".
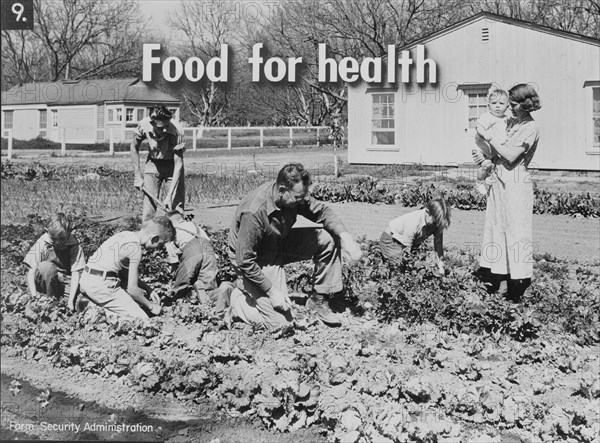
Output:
[
  {"xmin": 213, "ymin": 281, "xmax": 235, "ymax": 314},
  {"xmin": 306, "ymin": 293, "xmax": 341, "ymax": 326}
]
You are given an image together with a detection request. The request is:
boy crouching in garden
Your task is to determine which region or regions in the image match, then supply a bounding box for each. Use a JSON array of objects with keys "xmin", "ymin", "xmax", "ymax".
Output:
[
  {"xmin": 166, "ymin": 210, "xmax": 233, "ymax": 313},
  {"xmin": 24, "ymin": 213, "xmax": 86, "ymax": 311},
  {"xmin": 80, "ymin": 216, "xmax": 175, "ymax": 319}
]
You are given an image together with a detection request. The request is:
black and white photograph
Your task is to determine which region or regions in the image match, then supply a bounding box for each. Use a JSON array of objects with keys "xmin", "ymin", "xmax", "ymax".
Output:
[{"xmin": 1, "ymin": 0, "xmax": 599, "ymax": 442}]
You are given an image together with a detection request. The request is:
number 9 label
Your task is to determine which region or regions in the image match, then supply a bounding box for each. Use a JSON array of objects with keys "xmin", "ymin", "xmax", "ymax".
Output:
[{"xmin": 1, "ymin": 0, "xmax": 34, "ymax": 30}]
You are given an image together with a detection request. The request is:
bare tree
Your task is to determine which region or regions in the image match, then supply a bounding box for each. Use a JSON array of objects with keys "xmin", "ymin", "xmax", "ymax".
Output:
[
  {"xmin": 169, "ymin": 1, "xmax": 247, "ymax": 126},
  {"xmin": 463, "ymin": 0, "xmax": 600, "ymax": 38},
  {"xmin": 1, "ymin": 0, "xmax": 151, "ymax": 88},
  {"xmin": 253, "ymin": 0, "xmax": 464, "ymax": 124}
]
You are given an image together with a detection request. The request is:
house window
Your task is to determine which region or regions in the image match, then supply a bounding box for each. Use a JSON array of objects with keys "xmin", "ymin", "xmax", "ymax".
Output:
[
  {"xmin": 169, "ymin": 108, "xmax": 177, "ymax": 119},
  {"xmin": 593, "ymin": 87, "xmax": 600, "ymax": 148},
  {"xmin": 3, "ymin": 111, "xmax": 14, "ymax": 129},
  {"xmin": 467, "ymin": 91, "xmax": 489, "ymax": 129},
  {"xmin": 51, "ymin": 110, "xmax": 59, "ymax": 127},
  {"xmin": 126, "ymin": 108, "xmax": 134, "ymax": 122},
  {"xmin": 107, "ymin": 107, "xmax": 122, "ymax": 123},
  {"xmin": 137, "ymin": 109, "xmax": 145, "ymax": 121},
  {"xmin": 39, "ymin": 110, "xmax": 47, "ymax": 128},
  {"xmin": 39, "ymin": 109, "xmax": 47, "ymax": 137},
  {"xmin": 371, "ymin": 93, "xmax": 395, "ymax": 145}
]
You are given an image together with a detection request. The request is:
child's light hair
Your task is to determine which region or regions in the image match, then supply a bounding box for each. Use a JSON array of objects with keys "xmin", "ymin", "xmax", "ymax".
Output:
[
  {"xmin": 426, "ymin": 198, "xmax": 451, "ymax": 230},
  {"xmin": 487, "ymin": 88, "xmax": 508, "ymax": 102},
  {"xmin": 47, "ymin": 213, "xmax": 72, "ymax": 238},
  {"xmin": 143, "ymin": 216, "xmax": 176, "ymax": 243}
]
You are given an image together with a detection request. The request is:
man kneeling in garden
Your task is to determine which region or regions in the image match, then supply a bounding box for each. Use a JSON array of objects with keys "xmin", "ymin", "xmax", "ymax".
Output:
[{"xmin": 227, "ymin": 163, "xmax": 362, "ymax": 328}]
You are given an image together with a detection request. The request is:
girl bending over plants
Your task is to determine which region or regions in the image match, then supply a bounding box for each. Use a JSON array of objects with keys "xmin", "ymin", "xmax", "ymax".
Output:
[{"xmin": 379, "ymin": 198, "xmax": 451, "ymax": 274}]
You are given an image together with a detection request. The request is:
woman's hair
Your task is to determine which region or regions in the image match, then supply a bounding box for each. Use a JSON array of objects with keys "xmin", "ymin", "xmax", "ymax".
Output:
[
  {"xmin": 143, "ymin": 216, "xmax": 176, "ymax": 243},
  {"xmin": 426, "ymin": 198, "xmax": 451, "ymax": 230},
  {"xmin": 487, "ymin": 88, "xmax": 508, "ymax": 102},
  {"xmin": 276, "ymin": 163, "xmax": 311, "ymax": 190},
  {"xmin": 47, "ymin": 212, "xmax": 72, "ymax": 238},
  {"xmin": 509, "ymin": 84, "xmax": 541, "ymax": 112}
]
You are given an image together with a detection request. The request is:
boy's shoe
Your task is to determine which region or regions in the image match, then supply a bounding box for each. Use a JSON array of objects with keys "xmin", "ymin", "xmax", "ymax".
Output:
[
  {"xmin": 475, "ymin": 181, "xmax": 489, "ymax": 196},
  {"xmin": 306, "ymin": 292, "xmax": 341, "ymax": 327},
  {"xmin": 75, "ymin": 293, "xmax": 90, "ymax": 313}
]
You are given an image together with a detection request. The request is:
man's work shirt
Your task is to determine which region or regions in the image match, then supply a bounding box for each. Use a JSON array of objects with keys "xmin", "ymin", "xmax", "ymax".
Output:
[
  {"xmin": 133, "ymin": 117, "xmax": 185, "ymax": 170},
  {"xmin": 229, "ymin": 182, "xmax": 347, "ymax": 293}
]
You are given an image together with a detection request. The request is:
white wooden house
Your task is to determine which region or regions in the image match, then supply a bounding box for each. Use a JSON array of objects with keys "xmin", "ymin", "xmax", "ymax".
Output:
[
  {"xmin": 1, "ymin": 78, "xmax": 180, "ymax": 144},
  {"xmin": 347, "ymin": 12, "xmax": 600, "ymax": 171}
]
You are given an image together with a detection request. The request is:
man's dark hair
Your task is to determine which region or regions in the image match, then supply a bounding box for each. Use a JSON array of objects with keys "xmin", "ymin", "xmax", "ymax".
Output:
[
  {"xmin": 150, "ymin": 105, "xmax": 173, "ymax": 121},
  {"xmin": 276, "ymin": 163, "xmax": 310, "ymax": 190}
]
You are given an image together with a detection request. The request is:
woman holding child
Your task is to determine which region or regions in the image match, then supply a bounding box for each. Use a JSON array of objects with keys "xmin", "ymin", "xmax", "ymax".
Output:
[{"xmin": 473, "ymin": 83, "xmax": 541, "ymax": 302}]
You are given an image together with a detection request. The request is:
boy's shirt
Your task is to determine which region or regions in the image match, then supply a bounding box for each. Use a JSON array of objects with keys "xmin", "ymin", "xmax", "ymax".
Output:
[
  {"xmin": 24, "ymin": 233, "xmax": 85, "ymax": 275},
  {"xmin": 86, "ymin": 231, "xmax": 142, "ymax": 273},
  {"xmin": 174, "ymin": 221, "xmax": 210, "ymax": 248},
  {"xmin": 386, "ymin": 209, "xmax": 438, "ymax": 250},
  {"xmin": 166, "ymin": 221, "xmax": 211, "ymax": 264}
]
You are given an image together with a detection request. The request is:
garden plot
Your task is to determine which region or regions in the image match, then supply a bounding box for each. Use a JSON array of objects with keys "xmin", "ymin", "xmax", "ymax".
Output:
[{"xmin": 1, "ymin": 213, "xmax": 599, "ymax": 443}]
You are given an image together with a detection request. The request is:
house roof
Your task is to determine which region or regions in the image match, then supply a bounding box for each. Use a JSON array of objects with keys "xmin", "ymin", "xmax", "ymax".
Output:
[
  {"xmin": 397, "ymin": 11, "xmax": 600, "ymax": 52},
  {"xmin": 1, "ymin": 78, "xmax": 180, "ymax": 106}
]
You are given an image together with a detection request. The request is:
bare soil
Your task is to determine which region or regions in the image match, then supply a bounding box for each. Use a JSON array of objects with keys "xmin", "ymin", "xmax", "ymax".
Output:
[{"xmin": 194, "ymin": 202, "xmax": 600, "ymax": 263}]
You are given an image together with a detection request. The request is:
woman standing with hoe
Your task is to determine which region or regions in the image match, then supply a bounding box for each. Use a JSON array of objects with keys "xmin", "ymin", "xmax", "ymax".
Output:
[
  {"xmin": 130, "ymin": 105, "xmax": 186, "ymax": 221},
  {"xmin": 473, "ymin": 84, "xmax": 541, "ymax": 302}
]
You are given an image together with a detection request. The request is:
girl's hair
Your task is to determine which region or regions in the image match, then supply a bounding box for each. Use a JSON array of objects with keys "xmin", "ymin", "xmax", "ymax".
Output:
[
  {"xmin": 47, "ymin": 212, "xmax": 72, "ymax": 238},
  {"xmin": 150, "ymin": 105, "xmax": 173, "ymax": 121},
  {"xmin": 143, "ymin": 216, "xmax": 176, "ymax": 243},
  {"xmin": 487, "ymin": 88, "xmax": 508, "ymax": 102},
  {"xmin": 426, "ymin": 198, "xmax": 451, "ymax": 230},
  {"xmin": 509, "ymin": 84, "xmax": 541, "ymax": 112}
]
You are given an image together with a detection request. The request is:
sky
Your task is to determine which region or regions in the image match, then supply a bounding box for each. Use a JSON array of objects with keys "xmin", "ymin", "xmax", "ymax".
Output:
[
  {"xmin": 138, "ymin": 0, "xmax": 181, "ymax": 30},
  {"xmin": 138, "ymin": 0, "xmax": 276, "ymax": 33}
]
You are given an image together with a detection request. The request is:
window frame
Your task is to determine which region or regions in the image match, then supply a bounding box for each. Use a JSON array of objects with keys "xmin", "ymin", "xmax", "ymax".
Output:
[
  {"xmin": 106, "ymin": 106, "xmax": 123, "ymax": 123},
  {"xmin": 369, "ymin": 92, "xmax": 396, "ymax": 148},
  {"xmin": 51, "ymin": 109, "xmax": 59, "ymax": 128},
  {"xmin": 592, "ymin": 86, "xmax": 600, "ymax": 149},
  {"xmin": 583, "ymin": 81, "xmax": 600, "ymax": 153},
  {"xmin": 3, "ymin": 110, "xmax": 14, "ymax": 130}
]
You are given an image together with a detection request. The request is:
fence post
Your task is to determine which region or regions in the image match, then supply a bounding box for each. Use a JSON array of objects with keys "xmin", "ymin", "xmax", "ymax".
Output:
[
  {"xmin": 7, "ymin": 129, "xmax": 13, "ymax": 160},
  {"xmin": 109, "ymin": 128, "xmax": 114, "ymax": 156},
  {"xmin": 61, "ymin": 128, "xmax": 66, "ymax": 157},
  {"xmin": 228, "ymin": 128, "xmax": 232, "ymax": 150},
  {"xmin": 193, "ymin": 128, "xmax": 197, "ymax": 151},
  {"xmin": 289, "ymin": 127, "xmax": 293, "ymax": 147},
  {"xmin": 260, "ymin": 128, "xmax": 264, "ymax": 148},
  {"xmin": 316, "ymin": 127, "xmax": 320, "ymax": 147}
]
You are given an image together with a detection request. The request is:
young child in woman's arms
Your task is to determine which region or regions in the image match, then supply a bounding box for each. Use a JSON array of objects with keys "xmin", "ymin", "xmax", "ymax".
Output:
[{"xmin": 473, "ymin": 88, "xmax": 510, "ymax": 195}]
